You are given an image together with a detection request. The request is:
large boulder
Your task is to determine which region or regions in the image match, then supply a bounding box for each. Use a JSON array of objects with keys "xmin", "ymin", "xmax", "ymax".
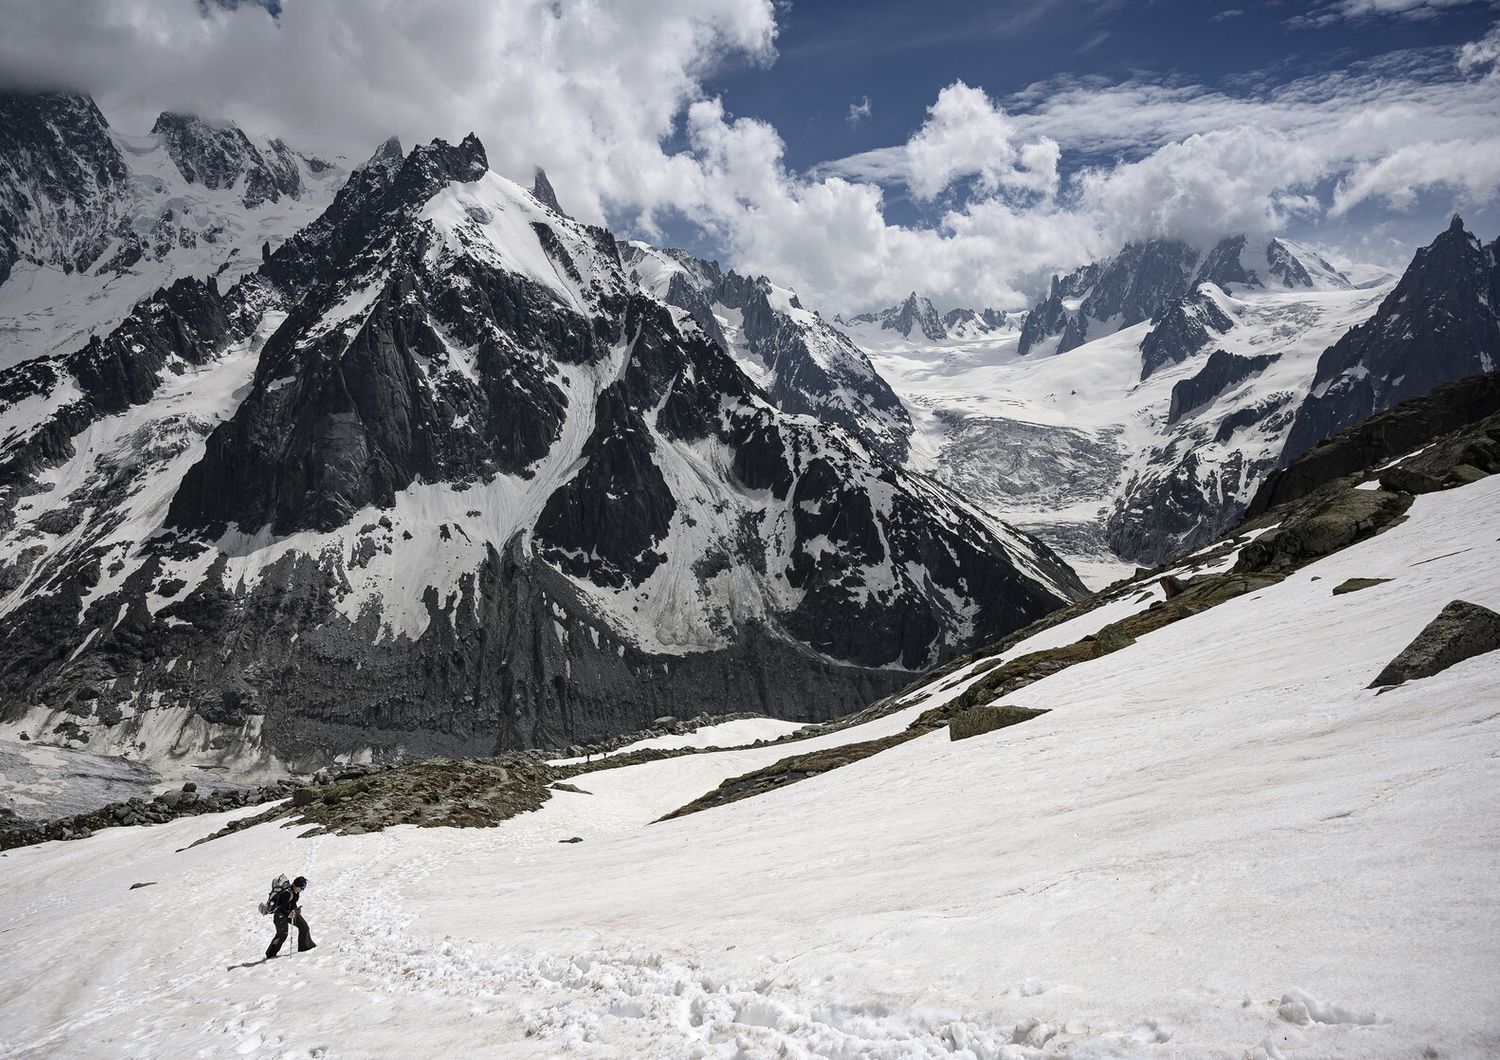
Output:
[
  {"xmin": 949, "ymin": 704, "xmax": 1048, "ymax": 742},
  {"xmin": 1236, "ymin": 488, "xmax": 1411, "ymax": 574},
  {"xmin": 1370, "ymin": 599, "xmax": 1500, "ymax": 688}
]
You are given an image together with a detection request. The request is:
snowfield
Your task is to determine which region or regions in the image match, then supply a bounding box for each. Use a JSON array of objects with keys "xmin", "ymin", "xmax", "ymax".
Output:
[
  {"xmin": 844, "ymin": 283, "xmax": 1394, "ymax": 589},
  {"xmin": 1, "ymin": 475, "xmax": 1497, "ymax": 1058}
]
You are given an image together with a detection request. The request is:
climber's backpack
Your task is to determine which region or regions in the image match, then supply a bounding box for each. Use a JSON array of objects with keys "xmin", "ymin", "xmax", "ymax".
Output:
[{"xmin": 257, "ymin": 874, "xmax": 291, "ymax": 916}]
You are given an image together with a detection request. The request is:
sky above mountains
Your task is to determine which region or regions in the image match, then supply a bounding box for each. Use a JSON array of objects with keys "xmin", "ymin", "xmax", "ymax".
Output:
[{"xmin": 1, "ymin": 0, "xmax": 1497, "ymax": 313}]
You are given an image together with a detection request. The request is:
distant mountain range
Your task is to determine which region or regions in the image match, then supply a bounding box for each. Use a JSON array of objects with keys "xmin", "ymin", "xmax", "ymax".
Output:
[
  {"xmin": 837, "ymin": 222, "xmax": 1497, "ymax": 573},
  {"xmin": 0, "ymin": 87, "xmax": 1495, "ymax": 774},
  {"xmin": 840, "ymin": 293, "xmax": 1023, "ymax": 343},
  {"xmin": 0, "ymin": 93, "xmax": 1083, "ymax": 770}
]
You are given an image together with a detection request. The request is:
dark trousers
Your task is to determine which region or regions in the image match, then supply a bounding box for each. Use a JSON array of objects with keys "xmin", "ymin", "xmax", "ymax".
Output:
[{"xmin": 267, "ymin": 912, "xmax": 314, "ymax": 957}]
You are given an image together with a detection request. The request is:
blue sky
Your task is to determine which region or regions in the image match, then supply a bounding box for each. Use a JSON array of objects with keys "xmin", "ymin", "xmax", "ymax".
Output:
[
  {"xmin": 4, "ymin": 0, "xmax": 1498, "ymax": 312},
  {"xmin": 682, "ymin": 0, "xmax": 1500, "ymax": 282},
  {"xmin": 709, "ymin": 0, "xmax": 1496, "ymax": 177}
]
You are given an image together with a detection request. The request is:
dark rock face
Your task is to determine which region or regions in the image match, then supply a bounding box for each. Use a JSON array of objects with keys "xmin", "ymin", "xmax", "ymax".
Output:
[
  {"xmin": 0, "ymin": 91, "xmax": 129, "ymax": 286},
  {"xmin": 949, "ymin": 703, "xmax": 1046, "ymax": 742},
  {"xmin": 1168, "ymin": 350, "xmax": 1278, "ymax": 424},
  {"xmin": 1105, "ymin": 447, "xmax": 1251, "ymax": 565},
  {"xmin": 1370, "ymin": 600, "xmax": 1500, "ymax": 688},
  {"xmin": 627, "ymin": 244, "xmax": 914, "ymax": 464},
  {"xmin": 1282, "ymin": 217, "xmax": 1499, "ymax": 462},
  {"xmin": 1250, "ymin": 371, "xmax": 1500, "ymax": 516},
  {"xmin": 1016, "ymin": 265, "xmax": 1096, "ymax": 355},
  {"xmin": 1332, "ymin": 577, "xmax": 1391, "ymax": 595},
  {"xmin": 531, "ymin": 167, "xmax": 565, "ymax": 215},
  {"xmin": 848, "ymin": 292, "xmax": 947, "ymax": 341},
  {"xmin": 0, "ymin": 274, "xmax": 244, "ymax": 507},
  {"xmin": 1193, "ymin": 235, "xmax": 1259, "ymax": 290},
  {"xmin": 535, "ymin": 383, "xmax": 674, "ymax": 589},
  {"xmin": 1140, "ymin": 288, "xmax": 1237, "ymax": 381},
  {"xmin": 1019, "ymin": 239, "xmax": 1199, "ymax": 356},
  {"xmin": 1266, "ymin": 239, "xmax": 1315, "ymax": 289},
  {"xmin": 151, "ymin": 112, "xmax": 319, "ymax": 209},
  {"xmin": 1234, "ymin": 488, "xmax": 1413, "ymax": 575},
  {"xmin": 0, "ymin": 135, "xmax": 1082, "ymax": 767}
]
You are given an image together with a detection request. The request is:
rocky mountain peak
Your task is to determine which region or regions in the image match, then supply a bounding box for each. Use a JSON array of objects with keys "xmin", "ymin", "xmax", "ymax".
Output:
[
  {"xmin": 1018, "ymin": 237, "xmax": 1198, "ymax": 356},
  {"xmin": 262, "ymin": 134, "xmax": 495, "ymax": 296},
  {"xmin": 365, "ymin": 136, "xmax": 405, "ymax": 172},
  {"xmin": 623, "ymin": 241, "xmax": 912, "ymax": 462},
  {"xmin": 0, "ymin": 90, "xmax": 130, "ymax": 284},
  {"xmin": 1282, "ymin": 215, "xmax": 1499, "ymax": 460},
  {"xmin": 845, "ymin": 292, "xmax": 948, "ymax": 341},
  {"xmin": 531, "ymin": 167, "xmax": 565, "ymax": 216},
  {"xmin": 0, "ymin": 131, "xmax": 1085, "ymax": 757},
  {"xmin": 1194, "ymin": 235, "xmax": 1259, "ymax": 290},
  {"xmin": 889, "ymin": 292, "xmax": 946, "ymax": 340},
  {"xmin": 150, "ymin": 110, "xmax": 315, "ymax": 209},
  {"xmin": 940, "ymin": 306, "xmax": 1022, "ymax": 337}
]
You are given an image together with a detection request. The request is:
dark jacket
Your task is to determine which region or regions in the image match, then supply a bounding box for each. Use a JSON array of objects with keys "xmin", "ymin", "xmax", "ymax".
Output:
[{"xmin": 270, "ymin": 886, "xmax": 300, "ymax": 918}]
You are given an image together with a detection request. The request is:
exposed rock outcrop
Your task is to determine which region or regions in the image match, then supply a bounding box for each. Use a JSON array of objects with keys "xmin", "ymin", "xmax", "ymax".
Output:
[
  {"xmin": 1019, "ymin": 239, "xmax": 1200, "ymax": 356},
  {"xmin": 1167, "ymin": 349, "xmax": 1278, "ymax": 423},
  {"xmin": 1140, "ymin": 287, "xmax": 1238, "ymax": 382},
  {"xmin": 1370, "ymin": 599, "xmax": 1500, "ymax": 688},
  {"xmin": 1250, "ymin": 371, "xmax": 1500, "ymax": 516},
  {"xmin": 0, "ymin": 91, "xmax": 128, "ymax": 285}
]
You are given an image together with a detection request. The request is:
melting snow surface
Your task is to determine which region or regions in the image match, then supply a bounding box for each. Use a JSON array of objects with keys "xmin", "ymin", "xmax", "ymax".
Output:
[{"xmin": 2, "ymin": 474, "xmax": 1497, "ymax": 1057}]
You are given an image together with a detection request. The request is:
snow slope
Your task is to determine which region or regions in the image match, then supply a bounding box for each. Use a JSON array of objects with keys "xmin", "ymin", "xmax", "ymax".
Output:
[
  {"xmin": 1, "ymin": 473, "xmax": 1496, "ymax": 1058},
  {"xmin": 549, "ymin": 717, "xmax": 807, "ymax": 766}
]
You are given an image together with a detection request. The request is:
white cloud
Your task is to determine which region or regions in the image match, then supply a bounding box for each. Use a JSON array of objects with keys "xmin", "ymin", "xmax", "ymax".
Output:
[
  {"xmin": 847, "ymin": 96, "xmax": 872, "ymax": 127},
  {"xmin": 0, "ymin": 0, "xmax": 1496, "ymax": 317},
  {"xmin": 905, "ymin": 82, "xmax": 1059, "ymax": 202},
  {"xmin": 1331, "ymin": 138, "xmax": 1500, "ymax": 214},
  {"xmin": 1287, "ymin": 0, "xmax": 1491, "ymax": 29},
  {"xmin": 1459, "ymin": 21, "xmax": 1500, "ymax": 75},
  {"xmin": 0, "ymin": 0, "xmax": 778, "ymax": 229}
]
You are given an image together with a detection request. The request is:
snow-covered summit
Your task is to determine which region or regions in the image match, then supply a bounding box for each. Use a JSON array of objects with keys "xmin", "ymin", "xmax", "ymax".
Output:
[
  {"xmin": 1194, "ymin": 234, "xmax": 1352, "ymax": 293},
  {"xmin": 0, "ymin": 132, "xmax": 1084, "ymax": 770},
  {"xmin": 839, "ymin": 293, "xmax": 1021, "ymax": 344},
  {"xmin": 150, "ymin": 111, "xmax": 327, "ymax": 209},
  {"xmin": 1017, "ymin": 233, "xmax": 1352, "ymax": 360},
  {"xmin": 0, "ymin": 90, "xmax": 345, "ymax": 368},
  {"xmin": 845, "ymin": 291, "xmax": 946, "ymax": 341}
]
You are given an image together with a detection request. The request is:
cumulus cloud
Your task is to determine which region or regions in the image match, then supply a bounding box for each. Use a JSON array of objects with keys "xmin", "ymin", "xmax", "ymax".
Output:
[
  {"xmin": 1459, "ymin": 21, "xmax": 1500, "ymax": 74},
  {"xmin": 0, "ymin": 0, "xmax": 778, "ymax": 229},
  {"xmin": 0, "ymin": 0, "xmax": 1496, "ymax": 316},
  {"xmin": 900, "ymin": 82, "xmax": 1059, "ymax": 201},
  {"xmin": 1331, "ymin": 138, "xmax": 1500, "ymax": 214}
]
